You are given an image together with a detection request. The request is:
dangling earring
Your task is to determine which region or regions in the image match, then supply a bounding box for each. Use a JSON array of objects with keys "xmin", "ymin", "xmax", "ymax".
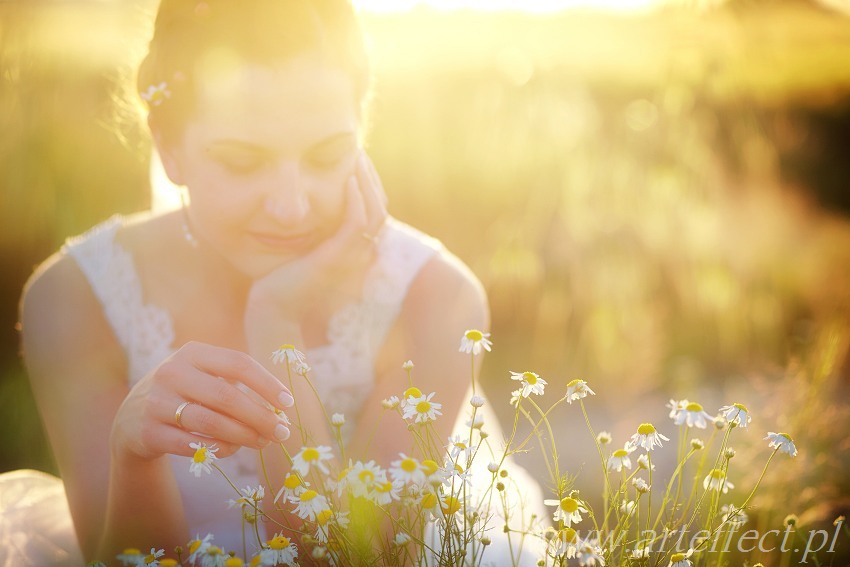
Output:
[{"xmin": 180, "ymin": 189, "xmax": 199, "ymax": 248}]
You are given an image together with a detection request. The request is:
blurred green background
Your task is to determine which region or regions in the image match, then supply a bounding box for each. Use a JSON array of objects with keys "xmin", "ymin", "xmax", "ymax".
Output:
[{"xmin": 2, "ymin": 0, "xmax": 849, "ymax": 563}]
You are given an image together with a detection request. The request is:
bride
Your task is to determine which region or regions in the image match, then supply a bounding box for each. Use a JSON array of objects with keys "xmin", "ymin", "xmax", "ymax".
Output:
[{"xmin": 14, "ymin": 1, "xmax": 544, "ymax": 565}]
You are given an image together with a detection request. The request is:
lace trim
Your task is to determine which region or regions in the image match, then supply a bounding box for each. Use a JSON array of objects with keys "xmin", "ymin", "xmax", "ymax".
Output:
[{"xmin": 62, "ymin": 215, "xmax": 175, "ymax": 385}]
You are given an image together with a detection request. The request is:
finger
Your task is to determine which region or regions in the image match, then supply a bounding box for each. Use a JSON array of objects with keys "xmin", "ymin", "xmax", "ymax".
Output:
[
  {"xmin": 167, "ymin": 363, "xmax": 292, "ymax": 443},
  {"xmin": 157, "ymin": 426, "xmax": 240, "ymax": 460},
  {"xmin": 169, "ymin": 399, "xmax": 284, "ymax": 448},
  {"xmin": 178, "ymin": 342, "xmax": 294, "ymax": 410}
]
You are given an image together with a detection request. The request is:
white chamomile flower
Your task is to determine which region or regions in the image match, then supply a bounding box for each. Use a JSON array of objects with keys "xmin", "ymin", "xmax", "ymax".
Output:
[
  {"xmin": 402, "ymin": 392, "xmax": 443, "ymax": 423},
  {"xmin": 446, "ymin": 434, "xmax": 473, "ymax": 461},
  {"xmin": 400, "ymin": 386, "xmax": 423, "ymax": 409},
  {"xmin": 274, "ymin": 472, "xmax": 307, "ymax": 504},
  {"xmin": 262, "ymin": 533, "xmax": 298, "ymax": 566},
  {"xmin": 565, "ymin": 379, "xmax": 596, "ymax": 403},
  {"xmin": 420, "ymin": 459, "xmax": 447, "ymax": 486},
  {"xmin": 402, "ymin": 359, "xmax": 415, "ymax": 370},
  {"xmin": 116, "ymin": 549, "xmax": 143, "ymax": 567},
  {"xmin": 630, "ymin": 545, "xmax": 650, "ymax": 559},
  {"xmin": 227, "ymin": 485, "xmax": 265, "ymax": 510},
  {"xmin": 549, "ymin": 527, "xmax": 579, "ymax": 559},
  {"xmin": 765, "ymin": 432, "xmax": 798, "ymax": 456},
  {"xmin": 671, "ymin": 401, "xmax": 714, "ymax": 429},
  {"xmin": 186, "ymin": 534, "xmax": 214, "ymax": 563},
  {"xmin": 543, "ymin": 495, "xmax": 587, "ymax": 527},
  {"xmin": 140, "ymin": 82, "xmax": 170, "ymax": 106},
  {"xmin": 718, "ymin": 403, "xmax": 751, "ymax": 427},
  {"xmin": 331, "ymin": 413, "xmax": 345, "ymax": 426},
  {"xmin": 636, "ymin": 453, "xmax": 655, "ymax": 471},
  {"xmin": 197, "ymin": 545, "xmax": 226, "ymax": 567},
  {"xmin": 632, "ymin": 477, "xmax": 651, "ymax": 494},
  {"xmin": 188, "ymin": 442, "xmax": 219, "ymax": 477},
  {"xmin": 487, "ymin": 462, "xmax": 500, "ymax": 474},
  {"xmin": 270, "ymin": 343, "xmax": 307, "ymax": 367},
  {"xmin": 293, "ymin": 489, "xmax": 330, "ymax": 521},
  {"xmin": 394, "ymin": 531, "xmax": 412, "ymax": 546},
  {"xmin": 703, "ymin": 469, "xmax": 734, "ymax": 493},
  {"xmin": 720, "ymin": 504, "xmax": 749, "ymax": 527},
  {"xmin": 575, "ymin": 539, "xmax": 606, "ymax": 566},
  {"xmin": 371, "ymin": 479, "xmax": 404, "ymax": 505},
  {"xmin": 382, "ymin": 395, "xmax": 400, "ymax": 409},
  {"xmin": 667, "ymin": 549, "xmax": 694, "ymax": 567},
  {"xmin": 346, "ymin": 460, "xmax": 384, "ymax": 498},
  {"xmin": 628, "ymin": 423, "xmax": 669, "ymax": 451},
  {"xmin": 607, "ymin": 446, "xmax": 634, "ymax": 472},
  {"xmin": 667, "ymin": 398, "xmax": 689, "ymax": 418},
  {"xmin": 510, "ymin": 371, "xmax": 547, "ymax": 397},
  {"xmin": 140, "ymin": 548, "xmax": 164, "ymax": 566},
  {"xmin": 315, "ymin": 508, "xmax": 348, "ymax": 544},
  {"xmin": 620, "ymin": 500, "xmax": 636, "ymax": 516},
  {"xmin": 466, "ymin": 413, "xmax": 485, "ymax": 429},
  {"xmin": 469, "ymin": 395, "xmax": 486, "ymax": 408},
  {"xmin": 459, "ymin": 329, "xmax": 493, "ymax": 355},
  {"xmin": 390, "ymin": 453, "xmax": 426, "ymax": 485},
  {"xmin": 596, "ymin": 431, "xmax": 612, "ymax": 445},
  {"xmin": 291, "ymin": 445, "xmax": 334, "ymax": 476}
]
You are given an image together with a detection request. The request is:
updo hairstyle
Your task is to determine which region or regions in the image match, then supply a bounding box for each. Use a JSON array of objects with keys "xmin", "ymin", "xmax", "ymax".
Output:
[{"xmin": 137, "ymin": 0, "xmax": 371, "ymax": 143}]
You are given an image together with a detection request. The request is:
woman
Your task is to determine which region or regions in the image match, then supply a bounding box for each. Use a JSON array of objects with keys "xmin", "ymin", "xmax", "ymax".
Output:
[{"xmin": 17, "ymin": 1, "xmax": 544, "ymax": 565}]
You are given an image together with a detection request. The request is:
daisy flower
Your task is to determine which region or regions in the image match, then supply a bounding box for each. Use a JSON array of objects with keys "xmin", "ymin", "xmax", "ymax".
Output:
[
  {"xmin": 293, "ymin": 489, "xmax": 330, "ymax": 521},
  {"xmin": 291, "ymin": 445, "xmax": 334, "ymax": 476},
  {"xmin": 668, "ymin": 549, "xmax": 694, "ymax": 567},
  {"xmin": 632, "ymin": 477, "xmax": 650, "ymax": 494},
  {"xmin": 628, "ymin": 423, "xmax": 669, "ymax": 451},
  {"xmin": 116, "ymin": 549, "xmax": 143, "ymax": 567},
  {"xmin": 703, "ymin": 469, "xmax": 734, "ymax": 493},
  {"xmin": 270, "ymin": 343, "xmax": 307, "ymax": 367},
  {"xmin": 765, "ymin": 432, "xmax": 798, "ymax": 456},
  {"xmin": 314, "ymin": 508, "xmax": 336, "ymax": 543},
  {"xmin": 671, "ymin": 401, "xmax": 714, "ymax": 429},
  {"xmin": 718, "ymin": 402, "xmax": 751, "ymax": 428},
  {"xmin": 466, "ymin": 413, "xmax": 485, "ymax": 429},
  {"xmin": 394, "ymin": 532, "xmax": 412, "ymax": 546},
  {"xmin": 636, "ymin": 453, "xmax": 655, "ymax": 471},
  {"xmin": 227, "ymin": 485, "xmax": 265, "ymax": 510},
  {"xmin": 620, "ymin": 500, "xmax": 636, "ymax": 517},
  {"xmin": 197, "ymin": 546, "xmax": 226, "ymax": 567},
  {"xmin": 607, "ymin": 446, "xmax": 634, "ymax": 472},
  {"xmin": 510, "ymin": 371, "xmax": 547, "ymax": 397},
  {"xmin": 596, "ymin": 431, "xmax": 612, "ymax": 445},
  {"xmin": 186, "ymin": 534, "xmax": 214, "ymax": 563},
  {"xmin": 630, "ymin": 545, "xmax": 650, "ymax": 560},
  {"xmin": 274, "ymin": 472, "xmax": 307, "ymax": 504},
  {"xmin": 575, "ymin": 539, "xmax": 606, "ymax": 566},
  {"xmin": 188, "ymin": 442, "xmax": 219, "ymax": 477},
  {"xmin": 469, "ymin": 395, "xmax": 486, "ymax": 408},
  {"xmin": 261, "ymin": 533, "xmax": 298, "ymax": 566},
  {"xmin": 667, "ymin": 398, "xmax": 689, "ymax": 419},
  {"xmin": 346, "ymin": 460, "xmax": 384, "ymax": 498},
  {"xmin": 446, "ymin": 434, "xmax": 473, "ymax": 462},
  {"xmin": 140, "ymin": 549, "xmax": 164, "ymax": 566},
  {"xmin": 720, "ymin": 504, "xmax": 749, "ymax": 527},
  {"xmin": 566, "ymin": 379, "xmax": 596, "ymax": 403},
  {"xmin": 140, "ymin": 82, "xmax": 170, "ymax": 106},
  {"xmin": 402, "ymin": 392, "xmax": 443, "ymax": 423},
  {"xmin": 549, "ymin": 527, "xmax": 579, "ymax": 560},
  {"xmin": 381, "ymin": 395, "xmax": 400, "ymax": 409},
  {"xmin": 544, "ymin": 495, "xmax": 587, "ymax": 527},
  {"xmin": 459, "ymin": 329, "xmax": 493, "ymax": 355},
  {"xmin": 390, "ymin": 453, "xmax": 426, "ymax": 485},
  {"xmin": 371, "ymin": 479, "xmax": 404, "ymax": 506},
  {"xmin": 420, "ymin": 459, "xmax": 448, "ymax": 486}
]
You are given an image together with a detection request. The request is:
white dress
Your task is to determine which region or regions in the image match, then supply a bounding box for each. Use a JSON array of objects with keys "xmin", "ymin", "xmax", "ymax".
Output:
[{"xmin": 0, "ymin": 215, "xmax": 545, "ymax": 566}]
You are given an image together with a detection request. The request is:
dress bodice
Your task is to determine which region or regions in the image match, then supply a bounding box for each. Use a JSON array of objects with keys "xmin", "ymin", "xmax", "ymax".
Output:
[{"xmin": 61, "ymin": 214, "xmax": 442, "ymax": 553}]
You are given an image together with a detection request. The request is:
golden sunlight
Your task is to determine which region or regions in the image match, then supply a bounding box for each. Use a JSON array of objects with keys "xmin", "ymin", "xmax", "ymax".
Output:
[{"xmin": 355, "ymin": 0, "xmax": 661, "ymax": 13}]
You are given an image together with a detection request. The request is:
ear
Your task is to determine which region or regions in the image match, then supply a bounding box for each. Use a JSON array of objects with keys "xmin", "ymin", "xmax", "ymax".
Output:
[{"xmin": 149, "ymin": 117, "xmax": 186, "ymax": 187}]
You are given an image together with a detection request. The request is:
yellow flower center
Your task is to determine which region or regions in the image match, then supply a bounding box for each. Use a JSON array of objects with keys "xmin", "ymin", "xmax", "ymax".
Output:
[
  {"xmin": 561, "ymin": 527, "xmax": 577, "ymax": 543},
  {"xmin": 422, "ymin": 459, "xmax": 439, "ymax": 475},
  {"xmin": 377, "ymin": 481, "xmax": 394, "ymax": 493},
  {"xmin": 708, "ymin": 468, "xmax": 724, "ymax": 479},
  {"xmin": 685, "ymin": 402, "xmax": 703, "ymax": 412},
  {"xmin": 302, "ymin": 447, "xmax": 320, "ymax": 462},
  {"xmin": 301, "ymin": 489, "xmax": 318, "ymax": 502},
  {"xmin": 465, "ymin": 330, "xmax": 484, "ymax": 341},
  {"xmin": 317, "ymin": 509, "xmax": 334, "ymax": 525},
  {"xmin": 144, "ymin": 555, "xmax": 157, "ymax": 565},
  {"xmin": 250, "ymin": 556, "xmax": 262, "ymax": 567},
  {"xmin": 637, "ymin": 423, "xmax": 657, "ymax": 435},
  {"xmin": 416, "ymin": 400, "xmax": 432, "ymax": 414},
  {"xmin": 778, "ymin": 432, "xmax": 793, "ymax": 442},
  {"xmin": 567, "ymin": 379, "xmax": 583, "ymax": 388},
  {"xmin": 441, "ymin": 496, "xmax": 461, "ymax": 515},
  {"xmin": 225, "ymin": 558, "xmax": 244, "ymax": 567},
  {"xmin": 267, "ymin": 535, "xmax": 291, "ymax": 550},
  {"xmin": 123, "ymin": 549, "xmax": 141, "ymax": 555},
  {"xmin": 279, "ymin": 343, "xmax": 295, "ymax": 350},
  {"xmin": 733, "ymin": 402, "xmax": 749, "ymax": 412},
  {"xmin": 160, "ymin": 560, "xmax": 179, "ymax": 567},
  {"xmin": 284, "ymin": 474, "xmax": 302, "ymax": 489},
  {"xmin": 613, "ymin": 449, "xmax": 629, "ymax": 458},
  {"xmin": 193, "ymin": 447, "xmax": 207, "ymax": 463},
  {"xmin": 404, "ymin": 386, "xmax": 422, "ymax": 399},
  {"xmin": 358, "ymin": 470, "xmax": 375, "ymax": 483},
  {"xmin": 671, "ymin": 553, "xmax": 687, "ymax": 562},
  {"xmin": 560, "ymin": 497, "xmax": 579, "ymax": 513},
  {"xmin": 337, "ymin": 468, "xmax": 350, "ymax": 481},
  {"xmin": 188, "ymin": 541, "xmax": 201, "ymax": 554},
  {"xmin": 401, "ymin": 458, "xmax": 418, "ymax": 472},
  {"xmin": 421, "ymin": 492, "xmax": 438, "ymax": 508},
  {"xmin": 454, "ymin": 463, "xmax": 464, "ymax": 474},
  {"xmin": 522, "ymin": 372, "xmax": 538, "ymax": 384},
  {"xmin": 207, "ymin": 546, "xmax": 222, "ymax": 556}
]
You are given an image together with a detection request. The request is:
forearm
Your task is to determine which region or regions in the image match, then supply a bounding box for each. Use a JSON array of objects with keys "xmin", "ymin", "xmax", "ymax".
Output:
[{"xmin": 94, "ymin": 452, "xmax": 187, "ymax": 562}]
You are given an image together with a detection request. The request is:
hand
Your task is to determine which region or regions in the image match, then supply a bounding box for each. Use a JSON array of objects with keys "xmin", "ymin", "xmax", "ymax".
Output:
[
  {"xmin": 110, "ymin": 341, "xmax": 294, "ymax": 462},
  {"xmin": 246, "ymin": 151, "xmax": 389, "ymax": 320}
]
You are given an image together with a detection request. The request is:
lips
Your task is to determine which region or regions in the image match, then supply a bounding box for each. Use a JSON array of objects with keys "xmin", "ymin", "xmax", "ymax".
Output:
[{"xmin": 249, "ymin": 230, "xmax": 317, "ymax": 252}]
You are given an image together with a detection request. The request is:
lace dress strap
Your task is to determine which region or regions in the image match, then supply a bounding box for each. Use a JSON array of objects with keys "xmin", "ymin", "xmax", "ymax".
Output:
[{"xmin": 62, "ymin": 215, "xmax": 175, "ymax": 385}]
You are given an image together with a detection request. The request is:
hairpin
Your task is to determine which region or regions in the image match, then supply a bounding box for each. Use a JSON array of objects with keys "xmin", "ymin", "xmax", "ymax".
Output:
[{"xmin": 140, "ymin": 82, "xmax": 171, "ymax": 107}]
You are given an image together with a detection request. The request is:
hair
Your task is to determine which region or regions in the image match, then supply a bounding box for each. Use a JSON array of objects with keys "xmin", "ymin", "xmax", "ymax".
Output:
[{"xmin": 137, "ymin": 0, "xmax": 371, "ymax": 143}]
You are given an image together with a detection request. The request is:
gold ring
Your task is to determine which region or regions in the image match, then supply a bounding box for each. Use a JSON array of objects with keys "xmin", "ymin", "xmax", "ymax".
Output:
[{"xmin": 174, "ymin": 401, "xmax": 193, "ymax": 429}]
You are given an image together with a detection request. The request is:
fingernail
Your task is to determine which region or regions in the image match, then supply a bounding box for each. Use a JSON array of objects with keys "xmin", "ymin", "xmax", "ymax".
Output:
[
  {"xmin": 274, "ymin": 424, "xmax": 290, "ymax": 441},
  {"xmin": 279, "ymin": 391, "xmax": 294, "ymax": 408}
]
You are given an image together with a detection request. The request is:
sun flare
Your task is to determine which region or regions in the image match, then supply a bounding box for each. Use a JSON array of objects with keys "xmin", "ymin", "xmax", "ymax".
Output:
[{"xmin": 354, "ymin": 0, "xmax": 660, "ymax": 13}]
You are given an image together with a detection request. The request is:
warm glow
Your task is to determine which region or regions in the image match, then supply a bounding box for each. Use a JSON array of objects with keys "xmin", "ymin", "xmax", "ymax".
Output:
[{"xmin": 355, "ymin": 0, "xmax": 660, "ymax": 13}]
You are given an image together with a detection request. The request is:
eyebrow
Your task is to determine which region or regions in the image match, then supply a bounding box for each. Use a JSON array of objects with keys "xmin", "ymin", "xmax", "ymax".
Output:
[{"xmin": 206, "ymin": 131, "xmax": 356, "ymax": 154}]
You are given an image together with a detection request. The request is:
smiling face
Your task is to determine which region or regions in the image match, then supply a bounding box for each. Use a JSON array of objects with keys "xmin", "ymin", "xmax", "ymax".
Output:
[{"xmin": 159, "ymin": 56, "xmax": 361, "ymax": 278}]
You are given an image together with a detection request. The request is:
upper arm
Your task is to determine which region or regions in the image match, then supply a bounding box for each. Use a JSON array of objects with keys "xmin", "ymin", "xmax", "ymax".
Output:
[
  {"xmin": 19, "ymin": 253, "xmax": 129, "ymax": 553},
  {"xmin": 349, "ymin": 249, "xmax": 489, "ymax": 458}
]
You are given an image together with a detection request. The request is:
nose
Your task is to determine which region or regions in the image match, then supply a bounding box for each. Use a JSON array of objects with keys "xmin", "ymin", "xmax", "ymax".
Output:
[{"xmin": 263, "ymin": 160, "xmax": 310, "ymax": 223}]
